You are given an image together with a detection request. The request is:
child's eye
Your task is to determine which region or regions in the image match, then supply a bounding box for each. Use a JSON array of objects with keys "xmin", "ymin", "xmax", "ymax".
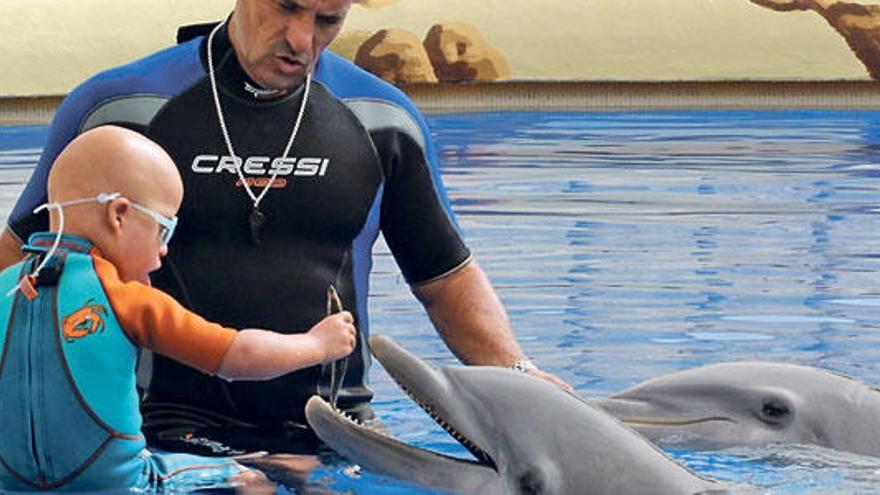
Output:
[{"xmin": 157, "ymin": 226, "xmax": 170, "ymax": 245}]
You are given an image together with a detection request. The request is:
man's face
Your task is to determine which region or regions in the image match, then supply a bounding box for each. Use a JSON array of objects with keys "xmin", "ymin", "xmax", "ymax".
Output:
[{"xmin": 229, "ymin": 0, "xmax": 353, "ymax": 92}]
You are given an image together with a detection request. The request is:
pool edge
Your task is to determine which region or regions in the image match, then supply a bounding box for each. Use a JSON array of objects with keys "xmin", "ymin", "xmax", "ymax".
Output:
[{"xmin": 4, "ymin": 80, "xmax": 880, "ymax": 125}]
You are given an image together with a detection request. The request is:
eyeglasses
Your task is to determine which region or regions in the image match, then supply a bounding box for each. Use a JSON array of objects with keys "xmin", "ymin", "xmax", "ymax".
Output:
[
  {"xmin": 42, "ymin": 192, "xmax": 178, "ymax": 247},
  {"xmin": 128, "ymin": 201, "xmax": 178, "ymax": 247},
  {"xmin": 100, "ymin": 193, "xmax": 177, "ymax": 247}
]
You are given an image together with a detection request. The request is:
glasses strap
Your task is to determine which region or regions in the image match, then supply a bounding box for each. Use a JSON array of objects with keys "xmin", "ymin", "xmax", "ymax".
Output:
[{"xmin": 6, "ymin": 192, "xmax": 121, "ymax": 298}]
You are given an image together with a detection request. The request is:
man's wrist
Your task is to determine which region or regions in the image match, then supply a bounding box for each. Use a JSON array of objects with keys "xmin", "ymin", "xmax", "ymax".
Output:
[{"xmin": 510, "ymin": 358, "xmax": 538, "ymax": 374}]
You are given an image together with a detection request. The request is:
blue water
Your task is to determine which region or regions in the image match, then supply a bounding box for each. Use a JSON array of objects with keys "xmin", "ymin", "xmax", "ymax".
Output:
[{"xmin": 2, "ymin": 110, "xmax": 880, "ymax": 494}]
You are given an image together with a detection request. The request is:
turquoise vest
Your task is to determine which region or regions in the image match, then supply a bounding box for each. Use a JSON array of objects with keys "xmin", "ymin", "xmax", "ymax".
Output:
[{"xmin": 0, "ymin": 234, "xmax": 146, "ymax": 491}]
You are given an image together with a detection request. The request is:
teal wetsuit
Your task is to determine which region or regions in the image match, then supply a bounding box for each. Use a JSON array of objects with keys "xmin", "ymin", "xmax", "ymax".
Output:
[{"xmin": 0, "ymin": 234, "xmax": 243, "ymax": 492}]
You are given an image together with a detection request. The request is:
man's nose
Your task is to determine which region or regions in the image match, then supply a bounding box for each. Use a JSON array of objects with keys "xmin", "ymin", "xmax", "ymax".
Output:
[
  {"xmin": 158, "ymin": 244, "xmax": 169, "ymax": 257},
  {"xmin": 284, "ymin": 13, "xmax": 315, "ymax": 54}
]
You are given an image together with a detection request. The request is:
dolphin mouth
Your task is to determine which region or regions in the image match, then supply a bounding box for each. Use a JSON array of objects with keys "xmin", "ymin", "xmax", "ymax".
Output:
[
  {"xmin": 366, "ymin": 335, "xmax": 498, "ymax": 470},
  {"xmin": 305, "ymin": 395, "xmax": 494, "ymax": 470},
  {"xmin": 592, "ymin": 397, "xmax": 737, "ymax": 430},
  {"xmin": 389, "ymin": 364, "xmax": 498, "ymax": 470},
  {"xmin": 306, "ymin": 335, "xmax": 499, "ymax": 474},
  {"xmin": 306, "ymin": 391, "xmax": 497, "ymax": 471},
  {"xmin": 618, "ymin": 417, "xmax": 735, "ymax": 428}
]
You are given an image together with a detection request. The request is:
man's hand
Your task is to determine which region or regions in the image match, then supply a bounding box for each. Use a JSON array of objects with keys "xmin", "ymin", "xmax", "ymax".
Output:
[
  {"xmin": 413, "ymin": 260, "xmax": 574, "ymax": 393},
  {"xmin": 524, "ymin": 366, "xmax": 574, "ymax": 393}
]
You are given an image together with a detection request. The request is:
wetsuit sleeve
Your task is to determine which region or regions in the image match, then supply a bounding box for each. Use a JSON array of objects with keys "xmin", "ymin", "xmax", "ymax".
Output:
[
  {"xmin": 92, "ymin": 255, "xmax": 237, "ymax": 374},
  {"xmin": 376, "ymin": 126, "xmax": 472, "ymax": 285},
  {"xmin": 7, "ymin": 38, "xmax": 205, "ymax": 243}
]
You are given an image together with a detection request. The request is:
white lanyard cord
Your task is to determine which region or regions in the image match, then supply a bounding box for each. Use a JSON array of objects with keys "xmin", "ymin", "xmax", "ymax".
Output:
[
  {"xmin": 6, "ymin": 193, "xmax": 121, "ymax": 298},
  {"xmin": 206, "ymin": 21, "xmax": 312, "ymax": 210},
  {"xmin": 28, "ymin": 202, "xmax": 65, "ymax": 281},
  {"xmin": 5, "ymin": 202, "xmax": 66, "ymax": 297}
]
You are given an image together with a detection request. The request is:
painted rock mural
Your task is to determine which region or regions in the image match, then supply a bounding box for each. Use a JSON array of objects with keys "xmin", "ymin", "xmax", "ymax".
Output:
[
  {"xmin": 424, "ymin": 22, "xmax": 511, "ymax": 83},
  {"xmin": 331, "ymin": 0, "xmax": 879, "ymax": 83},
  {"xmin": 347, "ymin": 21, "xmax": 510, "ymax": 84},
  {"xmin": 355, "ymin": 28, "xmax": 438, "ymax": 84},
  {"xmin": 343, "ymin": 2, "xmax": 511, "ymax": 84},
  {"xmin": 750, "ymin": 0, "xmax": 880, "ymax": 79}
]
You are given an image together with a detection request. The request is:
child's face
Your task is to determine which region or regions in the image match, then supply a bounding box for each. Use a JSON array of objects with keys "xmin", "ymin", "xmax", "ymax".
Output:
[{"xmin": 112, "ymin": 196, "xmax": 179, "ymax": 284}]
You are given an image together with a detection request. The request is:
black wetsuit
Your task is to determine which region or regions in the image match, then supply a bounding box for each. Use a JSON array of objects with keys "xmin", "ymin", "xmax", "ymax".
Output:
[{"xmin": 8, "ymin": 24, "xmax": 470, "ymax": 454}]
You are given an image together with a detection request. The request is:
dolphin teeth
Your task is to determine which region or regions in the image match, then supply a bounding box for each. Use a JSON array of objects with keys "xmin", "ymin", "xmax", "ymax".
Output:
[
  {"xmin": 392, "ymin": 372, "xmax": 494, "ymax": 466},
  {"xmin": 333, "ymin": 407, "xmax": 359, "ymax": 426}
]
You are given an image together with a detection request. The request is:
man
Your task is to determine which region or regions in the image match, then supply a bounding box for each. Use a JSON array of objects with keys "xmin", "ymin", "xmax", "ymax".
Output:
[{"xmin": 0, "ymin": 0, "xmax": 568, "ymax": 454}]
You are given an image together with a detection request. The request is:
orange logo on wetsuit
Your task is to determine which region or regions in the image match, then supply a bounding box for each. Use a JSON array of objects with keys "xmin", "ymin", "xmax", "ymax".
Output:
[{"xmin": 62, "ymin": 299, "xmax": 108, "ymax": 343}]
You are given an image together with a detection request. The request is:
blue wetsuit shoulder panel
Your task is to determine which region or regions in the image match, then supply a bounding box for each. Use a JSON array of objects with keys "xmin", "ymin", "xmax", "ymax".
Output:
[
  {"xmin": 7, "ymin": 38, "xmax": 206, "ymax": 240},
  {"xmin": 314, "ymin": 51, "xmax": 458, "ymax": 228}
]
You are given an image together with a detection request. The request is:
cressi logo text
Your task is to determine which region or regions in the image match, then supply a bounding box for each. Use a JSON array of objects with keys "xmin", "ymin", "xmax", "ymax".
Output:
[{"xmin": 191, "ymin": 155, "xmax": 331, "ymax": 177}]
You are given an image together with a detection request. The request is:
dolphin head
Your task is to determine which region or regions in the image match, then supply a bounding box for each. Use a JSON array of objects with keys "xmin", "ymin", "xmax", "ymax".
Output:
[
  {"xmin": 592, "ymin": 362, "xmax": 880, "ymax": 456},
  {"xmin": 307, "ymin": 335, "xmax": 726, "ymax": 495},
  {"xmin": 367, "ymin": 334, "xmax": 566, "ymax": 493}
]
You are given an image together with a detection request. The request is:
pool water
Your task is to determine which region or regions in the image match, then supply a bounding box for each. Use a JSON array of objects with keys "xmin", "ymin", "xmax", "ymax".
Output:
[{"xmin": 2, "ymin": 110, "xmax": 879, "ymax": 494}]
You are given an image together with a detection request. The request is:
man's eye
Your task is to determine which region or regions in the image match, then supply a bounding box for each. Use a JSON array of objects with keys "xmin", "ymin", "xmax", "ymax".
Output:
[
  {"xmin": 316, "ymin": 15, "xmax": 343, "ymax": 26},
  {"xmin": 278, "ymin": 1, "xmax": 300, "ymax": 13}
]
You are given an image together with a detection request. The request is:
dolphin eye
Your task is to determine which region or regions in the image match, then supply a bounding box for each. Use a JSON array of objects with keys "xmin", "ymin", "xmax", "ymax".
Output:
[{"xmin": 760, "ymin": 400, "xmax": 790, "ymax": 423}]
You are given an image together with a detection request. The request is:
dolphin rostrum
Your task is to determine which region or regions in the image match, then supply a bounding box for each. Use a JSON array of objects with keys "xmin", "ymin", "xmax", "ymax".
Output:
[
  {"xmin": 306, "ymin": 335, "xmax": 741, "ymax": 495},
  {"xmin": 592, "ymin": 361, "xmax": 880, "ymax": 457}
]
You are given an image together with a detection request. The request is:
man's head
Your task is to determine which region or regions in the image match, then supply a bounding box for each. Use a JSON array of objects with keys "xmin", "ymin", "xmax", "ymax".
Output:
[
  {"xmin": 228, "ymin": 0, "xmax": 353, "ymax": 92},
  {"xmin": 47, "ymin": 126, "xmax": 183, "ymax": 283}
]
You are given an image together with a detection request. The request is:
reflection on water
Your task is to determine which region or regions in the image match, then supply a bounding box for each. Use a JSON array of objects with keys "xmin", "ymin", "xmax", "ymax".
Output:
[
  {"xmin": 371, "ymin": 110, "xmax": 880, "ymax": 494},
  {"xmin": 2, "ymin": 110, "xmax": 880, "ymax": 493}
]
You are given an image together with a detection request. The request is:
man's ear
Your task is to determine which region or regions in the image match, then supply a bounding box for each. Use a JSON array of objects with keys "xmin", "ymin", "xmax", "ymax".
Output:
[{"xmin": 104, "ymin": 198, "xmax": 131, "ymax": 236}]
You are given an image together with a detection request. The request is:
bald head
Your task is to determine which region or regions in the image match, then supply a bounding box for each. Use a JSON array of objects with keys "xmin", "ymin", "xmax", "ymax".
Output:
[
  {"xmin": 44, "ymin": 126, "xmax": 183, "ymax": 252},
  {"xmin": 48, "ymin": 126, "xmax": 182, "ymax": 207},
  {"xmin": 43, "ymin": 126, "xmax": 184, "ymax": 281}
]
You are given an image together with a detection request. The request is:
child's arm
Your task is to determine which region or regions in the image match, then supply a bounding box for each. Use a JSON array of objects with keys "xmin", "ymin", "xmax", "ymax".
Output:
[
  {"xmin": 97, "ymin": 256, "xmax": 357, "ymax": 378},
  {"xmin": 216, "ymin": 311, "xmax": 357, "ymax": 381}
]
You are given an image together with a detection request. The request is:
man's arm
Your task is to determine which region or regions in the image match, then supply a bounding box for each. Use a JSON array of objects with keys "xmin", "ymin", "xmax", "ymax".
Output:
[
  {"xmin": 412, "ymin": 259, "xmax": 572, "ymax": 390},
  {"xmin": 0, "ymin": 228, "xmax": 24, "ymax": 270}
]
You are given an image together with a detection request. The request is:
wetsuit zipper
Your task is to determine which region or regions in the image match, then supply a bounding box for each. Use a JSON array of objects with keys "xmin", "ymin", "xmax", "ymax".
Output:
[{"xmin": 27, "ymin": 292, "xmax": 48, "ymax": 485}]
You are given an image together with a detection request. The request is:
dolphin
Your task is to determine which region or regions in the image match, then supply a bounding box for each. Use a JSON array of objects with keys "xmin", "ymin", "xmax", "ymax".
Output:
[
  {"xmin": 306, "ymin": 335, "xmax": 738, "ymax": 495},
  {"xmin": 592, "ymin": 362, "xmax": 880, "ymax": 457}
]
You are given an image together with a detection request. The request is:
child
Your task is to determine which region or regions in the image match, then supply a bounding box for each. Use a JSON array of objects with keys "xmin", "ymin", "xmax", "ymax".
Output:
[{"xmin": 0, "ymin": 126, "xmax": 356, "ymax": 492}]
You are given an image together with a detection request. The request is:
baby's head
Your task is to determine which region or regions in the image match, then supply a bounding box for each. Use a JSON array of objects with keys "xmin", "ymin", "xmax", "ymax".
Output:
[{"xmin": 47, "ymin": 126, "xmax": 183, "ymax": 283}]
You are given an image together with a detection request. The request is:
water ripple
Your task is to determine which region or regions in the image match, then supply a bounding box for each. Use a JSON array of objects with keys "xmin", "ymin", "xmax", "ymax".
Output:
[{"xmin": 3, "ymin": 111, "xmax": 880, "ymax": 494}]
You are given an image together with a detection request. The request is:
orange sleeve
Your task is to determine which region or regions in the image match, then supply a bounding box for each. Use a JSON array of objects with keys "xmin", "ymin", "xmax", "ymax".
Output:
[{"xmin": 93, "ymin": 255, "xmax": 238, "ymax": 374}]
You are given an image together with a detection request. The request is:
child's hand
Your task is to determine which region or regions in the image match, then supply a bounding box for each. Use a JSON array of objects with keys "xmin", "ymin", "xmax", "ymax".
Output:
[{"xmin": 308, "ymin": 311, "xmax": 357, "ymax": 362}]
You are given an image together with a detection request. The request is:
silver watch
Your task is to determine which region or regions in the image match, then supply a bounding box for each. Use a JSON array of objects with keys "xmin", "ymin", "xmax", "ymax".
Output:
[{"xmin": 510, "ymin": 358, "xmax": 537, "ymax": 373}]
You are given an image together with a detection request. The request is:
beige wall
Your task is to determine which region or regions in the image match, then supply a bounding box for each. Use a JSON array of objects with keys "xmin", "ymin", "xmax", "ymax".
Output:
[
  {"xmin": 0, "ymin": 0, "xmax": 868, "ymax": 97},
  {"xmin": 1, "ymin": 1, "xmax": 233, "ymax": 97},
  {"xmin": 340, "ymin": 0, "xmax": 866, "ymax": 81}
]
